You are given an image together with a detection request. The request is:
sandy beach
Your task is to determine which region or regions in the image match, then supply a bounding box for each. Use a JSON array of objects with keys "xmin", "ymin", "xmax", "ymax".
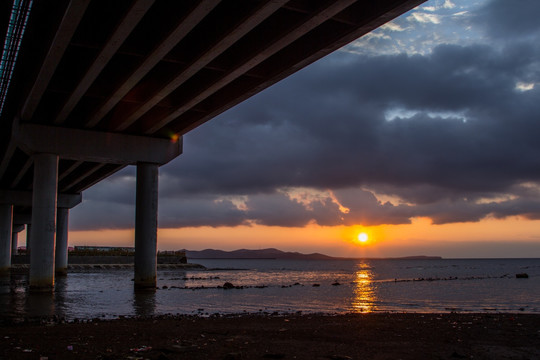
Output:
[{"xmin": 1, "ymin": 313, "xmax": 539, "ymax": 359}]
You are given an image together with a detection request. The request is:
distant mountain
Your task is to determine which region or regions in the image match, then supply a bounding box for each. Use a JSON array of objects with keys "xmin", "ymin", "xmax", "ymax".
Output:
[
  {"xmin": 185, "ymin": 248, "xmax": 336, "ymax": 260},
  {"xmin": 184, "ymin": 248, "xmax": 442, "ymax": 261}
]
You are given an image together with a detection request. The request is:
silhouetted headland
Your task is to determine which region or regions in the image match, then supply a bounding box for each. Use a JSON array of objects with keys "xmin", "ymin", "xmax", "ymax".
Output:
[{"xmin": 185, "ymin": 248, "xmax": 442, "ymax": 260}]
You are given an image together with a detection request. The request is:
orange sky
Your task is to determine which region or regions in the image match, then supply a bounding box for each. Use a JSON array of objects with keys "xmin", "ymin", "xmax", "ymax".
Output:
[{"xmin": 16, "ymin": 215, "xmax": 538, "ymax": 259}]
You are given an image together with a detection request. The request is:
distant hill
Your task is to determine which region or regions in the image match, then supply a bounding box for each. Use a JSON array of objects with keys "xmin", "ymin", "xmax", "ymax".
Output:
[
  {"xmin": 184, "ymin": 248, "xmax": 441, "ymax": 260},
  {"xmin": 185, "ymin": 248, "xmax": 335, "ymax": 260}
]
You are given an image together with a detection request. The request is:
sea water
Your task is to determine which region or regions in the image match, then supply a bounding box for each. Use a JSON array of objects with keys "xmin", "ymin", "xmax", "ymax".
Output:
[{"xmin": 1, "ymin": 258, "xmax": 539, "ymax": 320}]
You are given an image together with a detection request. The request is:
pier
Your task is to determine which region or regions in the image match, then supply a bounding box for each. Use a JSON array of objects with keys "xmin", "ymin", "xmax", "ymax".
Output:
[{"xmin": 0, "ymin": 0, "xmax": 423, "ymax": 290}]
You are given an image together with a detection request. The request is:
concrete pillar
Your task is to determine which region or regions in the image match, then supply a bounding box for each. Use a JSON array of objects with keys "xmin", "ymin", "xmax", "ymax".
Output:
[
  {"xmin": 29, "ymin": 153, "xmax": 58, "ymax": 291},
  {"xmin": 11, "ymin": 224, "xmax": 24, "ymax": 256},
  {"xmin": 55, "ymin": 208, "xmax": 69, "ymax": 276},
  {"xmin": 0, "ymin": 204, "xmax": 13, "ymax": 273},
  {"xmin": 12, "ymin": 232, "xmax": 18, "ymax": 255},
  {"xmin": 134, "ymin": 162, "xmax": 158, "ymax": 289},
  {"xmin": 26, "ymin": 224, "xmax": 31, "ymax": 254}
]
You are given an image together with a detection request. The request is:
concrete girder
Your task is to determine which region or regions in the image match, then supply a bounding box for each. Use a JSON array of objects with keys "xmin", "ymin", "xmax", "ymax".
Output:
[
  {"xmin": 21, "ymin": 0, "xmax": 90, "ymax": 121},
  {"xmin": 84, "ymin": 0, "xmax": 221, "ymax": 128},
  {"xmin": 54, "ymin": 0, "xmax": 155, "ymax": 125},
  {"xmin": 16, "ymin": 124, "xmax": 182, "ymax": 165},
  {"xmin": 115, "ymin": 0, "xmax": 288, "ymax": 132},
  {"xmin": 142, "ymin": 0, "xmax": 358, "ymax": 135},
  {"xmin": 0, "ymin": 190, "xmax": 81, "ymax": 208}
]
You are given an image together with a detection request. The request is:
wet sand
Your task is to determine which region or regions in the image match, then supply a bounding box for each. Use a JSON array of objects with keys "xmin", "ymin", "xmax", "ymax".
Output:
[{"xmin": 1, "ymin": 313, "xmax": 539, "ymax": 359}]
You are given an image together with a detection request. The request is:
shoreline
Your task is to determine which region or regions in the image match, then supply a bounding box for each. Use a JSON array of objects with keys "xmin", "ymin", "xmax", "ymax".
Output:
[
  {"xmin": 1, "ymin": 312, "xmax": 539, "ymax": 359},
  {"xmin": 9, "ymin": 263, "xmax": 205, "ymax": 272}
]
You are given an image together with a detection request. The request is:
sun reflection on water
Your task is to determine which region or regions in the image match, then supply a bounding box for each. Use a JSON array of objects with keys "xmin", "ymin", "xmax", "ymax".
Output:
[{"xmin": 352, "ymin": 264, "xmax": 377, "ymax": 312}]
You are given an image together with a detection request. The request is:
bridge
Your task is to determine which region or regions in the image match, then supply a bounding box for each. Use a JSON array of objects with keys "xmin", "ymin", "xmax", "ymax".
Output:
[{"xmin": 0, "ymin": 0, "xmax": 423, "ymax": 290}]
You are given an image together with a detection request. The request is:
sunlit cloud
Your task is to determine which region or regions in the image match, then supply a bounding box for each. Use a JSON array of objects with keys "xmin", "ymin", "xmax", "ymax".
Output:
[
  {"xmin": 475, "ymin": 194, "xmax": 518, "ymax": 205},
  {"xmin": 215, "ymin": 195, "xmax": 249, "ymax": 211},
  {"xmin": 384, "ymin": 108, "xmax": 419, "ymax": 121},
  {"xmin": 443, "ymin": 0, "xmax": 456, "ymax": 9},
  {"xmin": 381, "ymin": 22, "xmax": 406, "ymax": 32},
  {"xmin": 515, "ymin": 82, "xmax": 535, "ymax": 92},
  {"xmin": 452, "ymin": 11, "xmax": 468, "ymax": 17},
  {"xmin": 408, "ymin": 12, "xmax": 442, "ymax": 24},
  {"xmin": 384, "ymin": 108, "xmax": 469, "ymax": 123},
  {"xmin": 280, "ymin": 187, "xmax": 350, "ymax": 214}
]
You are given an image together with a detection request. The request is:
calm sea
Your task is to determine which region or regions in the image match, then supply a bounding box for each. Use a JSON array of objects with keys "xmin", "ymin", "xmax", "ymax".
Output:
[{"xmin": 1, "ymin": 258, "xmax": 539, "ymax": 320}]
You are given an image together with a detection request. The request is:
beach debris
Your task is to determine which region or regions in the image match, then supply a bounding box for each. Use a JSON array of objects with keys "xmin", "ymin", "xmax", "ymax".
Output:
[
  {"xmin": 222, "ymin": 282, "xmax": 235, "ymax": 289},
  {"xmin": 22, "ymin": 349, "xmax": 32, "ymax": 353},
  {"xmin": 67, "ymin": 345, "xmax": 73, "ymax": 351},
  {"xmin": 515, "ymin": 273, "xmax": 529, "ymax": 278},
  {"xmin": 328, "ymin": 356, "xmax": 353, "ymax": 360},
  {"xmin": 130, "ymin": 345, "xmax": 152, "ymax": 352}
]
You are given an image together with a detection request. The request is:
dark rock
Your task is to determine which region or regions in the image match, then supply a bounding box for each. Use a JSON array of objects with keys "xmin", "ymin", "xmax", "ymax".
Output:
[
  {"xmin": 516, "ymin": 273, "xmax": 529, "ymax": 278},
  {"xmin": 223, "ymin": 282, "xmax": 235, "ymax": 289},
  {"xmin": 332, "ymin": 282, "xmax": 341, "ymax": 286},
  {"xmin": 312, "ymin": 283, "xmax": 320, "ymax": 287}
]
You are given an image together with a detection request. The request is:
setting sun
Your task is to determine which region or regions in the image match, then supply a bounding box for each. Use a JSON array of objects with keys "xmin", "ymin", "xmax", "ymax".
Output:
[{"xmin": 357, "ymin": 232, "xmax": 368, "ymax": 243}]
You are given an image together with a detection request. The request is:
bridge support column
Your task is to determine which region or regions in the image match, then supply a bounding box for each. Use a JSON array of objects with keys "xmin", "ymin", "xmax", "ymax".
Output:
[
  {"xmin": 11, "ymin": 224, "xmax": 24, "ymax": 256},
  {"xmin": 26, "ymin": 224, "xmax": 31, "ymax": 253},
  {"xmin": 29, "ymin": 153, "xmax": 58, "ymax": 291},
  {"xmin": 55, "ymin": 208, "xmax": 69, "ymax": 276},
  {"xmin": 12, "ymin": 232, "xmax": 18, "ymax": 255},
  {"xmin": 0, "ymin": 204, "xmax": 13, "ymax": 273},
  {"xmin": 134, "ymin": 162, "xmax": 158, "ymax": 289}
]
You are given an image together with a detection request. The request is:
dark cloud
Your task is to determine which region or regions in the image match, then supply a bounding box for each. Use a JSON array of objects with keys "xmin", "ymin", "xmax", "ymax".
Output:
[
  {"xmin": 479, "ymin": 0, "xmax": 540, "ymax": 39},
  {"xmin": 70, "ymin": 1, "xmax": 540, "ymax": 230}
]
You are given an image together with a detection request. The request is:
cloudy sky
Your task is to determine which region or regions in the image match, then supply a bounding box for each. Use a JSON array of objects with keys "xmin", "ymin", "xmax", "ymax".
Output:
[{"xmin": 67, "ymin": 0, "xmax": 540, "ymax": 258}]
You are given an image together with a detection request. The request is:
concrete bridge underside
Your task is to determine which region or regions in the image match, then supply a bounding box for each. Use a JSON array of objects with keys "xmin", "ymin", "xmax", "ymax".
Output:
[{"xmin": 0, "ymin": 0, "xmax": 424, "ymax": 290}]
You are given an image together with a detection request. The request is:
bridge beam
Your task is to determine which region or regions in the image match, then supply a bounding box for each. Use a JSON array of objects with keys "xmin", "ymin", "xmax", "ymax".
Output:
[
  {"xmin": 0, "ymin": 204, "xmax": 13, "ymax": 273},
  {"xmin": 29, "ymin": 153, "xmax": 58, "ymax": 291},
  {"xmin": 0, "ymin": 190, "xmax": 81, "ymax": 208},
  {"xmin": 134, "ymin": 162, "xmax": 158, "ymax": 289},
  {"xmin": 17, "ymin": 124, "xmax": 182, "ymax": 165}
]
